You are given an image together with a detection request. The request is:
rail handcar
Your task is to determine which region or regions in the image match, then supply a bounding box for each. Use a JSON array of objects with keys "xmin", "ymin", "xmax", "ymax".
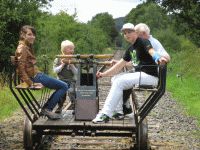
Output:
[{"xmin": 9, "ymin": 53, "xmax": 167, "ymax": 150}]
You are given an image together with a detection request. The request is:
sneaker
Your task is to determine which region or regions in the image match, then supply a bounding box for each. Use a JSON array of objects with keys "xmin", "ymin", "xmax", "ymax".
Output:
[
  {"xmin": 125, "ymin": 112, "xmax": 134, "ymax": 119},
  {"xmin": 92, "ymin": 114, "xmax": 109, "ymax": 123},
  {"xmin": 112, "ymin": 113, "xmax": 124, "ymax": 120},
  {"xmin": 41, "ymin": 108, "xmax": 62, "ymax": 120}
]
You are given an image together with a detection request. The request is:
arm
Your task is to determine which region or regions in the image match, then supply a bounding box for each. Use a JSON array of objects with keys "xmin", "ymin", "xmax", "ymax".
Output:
[
  {"xmin": 69, "ymin": 64, "xmax": 78, "ymax": 75},
  {"xmin": 148, "ymin": 48, "xmax": 167, "ymax": 65},
  {"xmin": 53, "ymin": 58, "xmax": 65, "ymax": 73},
  {"xmin": 111, "ymin": 59, "xmax": 132, "ymax": 67},
  {"xmin": 156, "ymin": 42, "xmax": 170, "ymax": 62},
  {"xmin": 16, "ymin": 45, "xmax": 33, "ymax": 86},
  {"xmin": 96, "ymin": 58, "xmax": 127, "ymax": 78},
  {"xmin": 152, "ymin": 38, "xmax": 170, "ymax": 62}
]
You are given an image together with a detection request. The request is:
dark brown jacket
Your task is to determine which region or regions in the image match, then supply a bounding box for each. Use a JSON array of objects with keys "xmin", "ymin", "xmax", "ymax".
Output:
[{"xmin": 15, "ymin": 41, "xmax": 40, "ymax": 86}]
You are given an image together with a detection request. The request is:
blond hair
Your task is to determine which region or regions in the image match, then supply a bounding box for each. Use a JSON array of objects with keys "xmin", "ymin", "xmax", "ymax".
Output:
[
  {"xmin": 61, "ymin": 40, "xmax": 74, "ymax": 54},
  {"xmin": 134, "ymin": 23, "xmax": 150, "ymax": 35}
]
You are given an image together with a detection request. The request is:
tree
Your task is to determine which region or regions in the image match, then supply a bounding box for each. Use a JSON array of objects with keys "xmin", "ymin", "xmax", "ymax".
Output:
[
  {"xmin": 146, "ymin": 0, "xmax": 200, "ymax": 46},
  {"xmin": 89, "ymin": 12, "xmax": 118, "ymax": 44},
  {"xmin": 35, "ymin": 12, "xmax": 78, "ymax": 56},
  {"xmin": 36, "ymin": 12, "xmax": 109, "ymax": 57},
  {"xmin": 125, "ymin": 2, "xmax": 170, "ymax": 34},
  {"xmin": 0, "ymin": 0, "xmax": 52, "ymax": 71}
]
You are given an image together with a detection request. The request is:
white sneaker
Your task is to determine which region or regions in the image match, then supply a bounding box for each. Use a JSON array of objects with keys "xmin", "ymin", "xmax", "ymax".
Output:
[
  {"xmin": 125, "ymin": 112, "xmax": 134, "ymax": 119},
  {"xmin": 92, "ymin": 113, "xmax": 109, "ymax": 123}
]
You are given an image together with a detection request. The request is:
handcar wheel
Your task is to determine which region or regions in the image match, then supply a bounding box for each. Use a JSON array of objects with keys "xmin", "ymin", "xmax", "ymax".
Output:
[
  {"xmin": 23, "ymin": 117, "xmax": 33, "ymax": 150},
  {"xmin": 136, "ymin": 118, "xmax": 149, "ymax": 150},
  {"xmin": 32, "ymin": 131, "xmax": 42, "ymax": 145}
]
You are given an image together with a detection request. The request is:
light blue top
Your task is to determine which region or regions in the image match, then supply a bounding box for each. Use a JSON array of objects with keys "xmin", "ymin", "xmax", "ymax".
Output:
[{"xmin": 149, "ymin": 35, "xmax": 169, "ymax": 58}]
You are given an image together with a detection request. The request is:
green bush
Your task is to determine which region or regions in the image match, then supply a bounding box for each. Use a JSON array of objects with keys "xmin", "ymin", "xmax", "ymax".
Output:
[
  {"xmin": 36, "ymin": 12, "xmax": 110, "ymax": 56},
  {"xmin": 179, "ymin": 36, "xmax": 197, "ymax": 52},
  {"xmin": 154, "ymin": 28, "xmax": 181, "ymax": 52}
]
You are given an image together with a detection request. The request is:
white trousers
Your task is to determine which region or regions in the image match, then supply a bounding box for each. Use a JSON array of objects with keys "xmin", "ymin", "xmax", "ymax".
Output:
[{"xmin": 100, "ymin": 72, "xmax": 158, "ymax": 117}]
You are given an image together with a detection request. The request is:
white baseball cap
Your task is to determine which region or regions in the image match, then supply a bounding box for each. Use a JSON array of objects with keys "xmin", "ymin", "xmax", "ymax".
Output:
[{"xmin": 121, "ymin": 23, "xmax": 135, "ymax": 31}]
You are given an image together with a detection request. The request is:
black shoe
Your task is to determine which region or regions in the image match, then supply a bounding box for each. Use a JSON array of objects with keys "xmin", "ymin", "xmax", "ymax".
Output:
[
  {"xmin": 123, "ymin": 105, "xmax": 132, "ymax": 115},
  {"xmin": 72, "ymin": 110, "xmax": 75, "ymax": 115},
  {"xmin": 55, "ymin": 100, "xmax": 65, "ymax": 113},
  {"xmin": 112, "ymin": 113, "xmax": 124, "ymax": 120},
  {"xmin": 41, "ymin": 108, "xmax": 62, "ymax": 120},
  {"xmin": 55, "ymin": 106, "xmax": 62, "ymax": 114}
]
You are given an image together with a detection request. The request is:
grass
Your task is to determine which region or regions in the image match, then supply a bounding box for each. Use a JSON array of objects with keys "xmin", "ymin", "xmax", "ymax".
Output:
[
  {"xmin": 0, "ymin": 86, "xmax": 43, "ymax": 121},
  {"xmin": 167, "ymin": 75, "xmax": 200, "ymax": 125},
  {"xmin": 167, "ymin": 48, "xmax": 200, "ymax": 126},
  {"xmin": 0, "ymin": 87, "xmax": 19, "ymax": 121}
]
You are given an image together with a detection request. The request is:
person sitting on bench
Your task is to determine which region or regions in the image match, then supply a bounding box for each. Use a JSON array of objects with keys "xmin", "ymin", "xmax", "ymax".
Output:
[
  {"xmin": 15, "ymin": 25, "xmax": 69, "ymax": 120},
  {"xmin": 92, "ymin": 23, "xmax": 167, "ymax": 123},
  {"xmin": 113, "ymin": 23, "xmax": 170, "ymax": 119},
  {"xmin": 53, "ymin": 40, "xmax": 77, "ymax": 114}
]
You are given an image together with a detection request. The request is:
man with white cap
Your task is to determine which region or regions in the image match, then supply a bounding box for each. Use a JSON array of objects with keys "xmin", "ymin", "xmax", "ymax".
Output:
[
  {"xmin": 113, "ymin": 23, "xmax": 171, "ymax": 119},
  {"xmin": 92, "ymin": 23, "xmax": 167, "ymax": 123}
]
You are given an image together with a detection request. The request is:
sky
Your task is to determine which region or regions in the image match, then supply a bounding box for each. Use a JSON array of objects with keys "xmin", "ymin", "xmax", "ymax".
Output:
[{"xmin": 46, "ymin": 0, "xmax": 145, "ymax": 23}]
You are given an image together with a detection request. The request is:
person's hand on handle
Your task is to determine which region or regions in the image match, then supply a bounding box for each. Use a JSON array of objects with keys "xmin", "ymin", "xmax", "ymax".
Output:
[
  {"xmin": 96, "ymin": 71, "xmax": 103, "ymax": 79},
  {"xmin": 61, "ymin": 58, "xmax": 72, "ymax": 65},
  {"xmin": 158, "ymin": 56, "xmax": 167, "ymax": 65}
]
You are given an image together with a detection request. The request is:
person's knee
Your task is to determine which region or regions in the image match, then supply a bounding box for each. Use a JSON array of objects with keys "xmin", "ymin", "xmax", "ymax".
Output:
[
  {"xmin": 113, "ymin": 78, "xmax": 126, "ymax": 88},
  {"xmin": 63, "ymin": 83, "xmax": 69, "ymax": 91}
]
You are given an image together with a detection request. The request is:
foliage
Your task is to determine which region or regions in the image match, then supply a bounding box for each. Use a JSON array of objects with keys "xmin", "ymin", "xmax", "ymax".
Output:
[
  {"xmin": 147, "ymin": 0, "xmax": 200, "ymax": 46},
  {"xmin": 114, "ymin": 17, "xmax": 125, "ymax": 32},
  {"xmin": 152, "ymin": 26, "xmax": 197, "ymax": 55},
  {"xmin": 89, "ymin": 12, "xmax": 118, "ymax": 44},
  {"xmin": 35, "ymin": 12, "xmax": 77, "ymax": 56},
  {"xmin": 36, "ymin": 12, "xmax": 110, "ymax": 58},
  {"xmin": 75, "ymin": 24, "xmax": 109, "ymax": 54},
  {"xmin": 153, "ymin": 28, "xmax": 182, "ymax": 52},
  {"xmin": 125, "ymin": 3, "xmax": 170, "ymax": 34}
]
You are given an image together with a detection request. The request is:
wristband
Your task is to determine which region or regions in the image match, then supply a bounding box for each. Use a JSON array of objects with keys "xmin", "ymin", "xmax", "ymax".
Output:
[{"xmin": 152, "ymin": 52, "xmax": 161, "ymax": 63}]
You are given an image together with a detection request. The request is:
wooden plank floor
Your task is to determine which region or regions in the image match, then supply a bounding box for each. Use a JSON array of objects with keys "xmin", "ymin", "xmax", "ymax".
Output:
[
  {"xmin": 34, "ymin": 74, "xmax": 136, "ymax": 130},
  {"xmin": 33, "ymin": 110, "xmax": 135, "ymax": 129}
]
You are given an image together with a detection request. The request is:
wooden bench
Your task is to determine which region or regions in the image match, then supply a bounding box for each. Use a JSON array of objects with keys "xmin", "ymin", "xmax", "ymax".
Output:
[
  {"xmin": 133, "ymin": 84, "xmax": 158, "ymax": 92},
  {"xmin": 15, "ymin": 82, "xmax": 44, "ymax": 90}
]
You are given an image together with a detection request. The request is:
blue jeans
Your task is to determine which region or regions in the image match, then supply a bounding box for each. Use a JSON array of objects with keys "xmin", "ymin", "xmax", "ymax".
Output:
[{"xmin": 31, "ymin": 73, "xmax": 69, "ymax": 111}]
